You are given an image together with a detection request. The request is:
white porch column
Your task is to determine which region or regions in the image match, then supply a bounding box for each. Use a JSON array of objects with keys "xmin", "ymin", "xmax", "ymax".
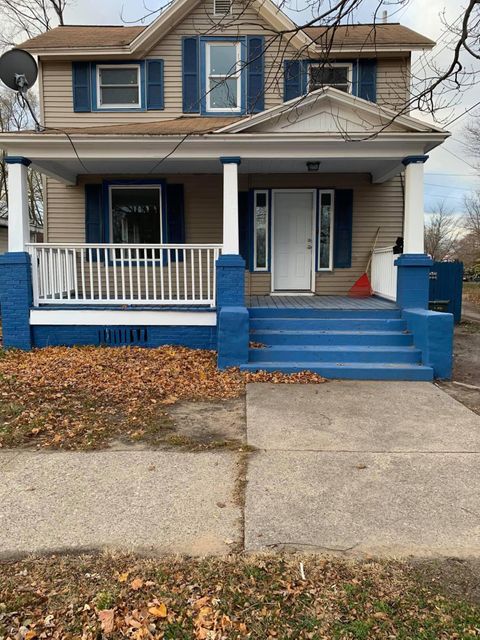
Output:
[
  {"xmin": 6, "ymin": 157, "xmax": 31, "ymax": 252},
  {"xmin": 220, "ymin": 157, "xmax": 241, "ymax": 254},
  {"xmin": 402, "ymin": 155, "xmax": 428, "ymax": 254}
]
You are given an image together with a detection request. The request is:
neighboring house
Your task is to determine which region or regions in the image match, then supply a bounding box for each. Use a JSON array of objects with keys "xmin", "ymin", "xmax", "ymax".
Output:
[
  {"xmin": 0, "ymin": 217, "xmax": 43, "ymax": 254},
  {"xmin": 0, "ymin": 0, "xmax": 454, "ymax": 379}
]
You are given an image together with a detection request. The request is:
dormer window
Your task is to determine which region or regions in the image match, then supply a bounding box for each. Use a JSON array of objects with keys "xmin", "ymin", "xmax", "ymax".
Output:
[
  {"xmin": 96, "ymin": 64, "xmax": 141, "ymax": 109},
  {"xmin": 213, "ymin": 0, "xmax": 232, "ymax": 16},
  {"xmin": 205, "ymin": 41, "xmax": 241, "ymax": 112},
  {"xmin": 309, "ymin": 63, "xmax": 353, "ymax": 94}
]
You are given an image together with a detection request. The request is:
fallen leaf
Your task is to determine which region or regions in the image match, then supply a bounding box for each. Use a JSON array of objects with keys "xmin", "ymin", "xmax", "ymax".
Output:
[
  {"xmin": 98, "ymin": 609, "xmax": 115, "ymax": 634},
  {"xmin": 118, "ymin": 572, "xmax": 129, "ymax": 583},
  {"xmin": 130, "ymin": 578, "xmax": 143, "ymax": 591},
  {"xmin": 148, "ymin": 603, "xmax": 167, "ymax": 618}
]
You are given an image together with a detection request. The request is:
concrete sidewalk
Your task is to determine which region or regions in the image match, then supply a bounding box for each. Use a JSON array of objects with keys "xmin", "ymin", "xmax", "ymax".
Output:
[
  {"xmin": 245, "ymin": 382, "xmax": 480, "ymax": 557},
  {"xmin": 0, "ymin": 450, "xmax": 241, "ymax": 558}
]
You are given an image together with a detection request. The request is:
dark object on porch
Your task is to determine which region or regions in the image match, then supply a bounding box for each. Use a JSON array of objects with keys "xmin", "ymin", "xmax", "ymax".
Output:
[
  {"xmin": 393, "ymin": 237, "xmax": 404, "ymax": 254},
  {"xmin": 429, "ymin": 261, "xmax": 463, "ymax": 324}
]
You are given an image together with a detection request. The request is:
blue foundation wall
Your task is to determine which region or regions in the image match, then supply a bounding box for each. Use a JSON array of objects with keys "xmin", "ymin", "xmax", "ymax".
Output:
[{"xmin": 32, "ymin": 325, "xmax": 217, "ymax": 350}]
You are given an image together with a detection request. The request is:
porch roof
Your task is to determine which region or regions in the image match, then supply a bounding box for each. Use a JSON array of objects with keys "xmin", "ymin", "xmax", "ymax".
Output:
[{"xmin": 0, "ymin": 89, "xmax": 449, "ymax": 186}]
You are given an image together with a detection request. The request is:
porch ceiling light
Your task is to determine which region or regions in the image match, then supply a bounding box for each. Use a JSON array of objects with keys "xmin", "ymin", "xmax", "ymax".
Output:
[{"xmin": 306, "ymin": 161, "xmax": 321, "ymax": 172}]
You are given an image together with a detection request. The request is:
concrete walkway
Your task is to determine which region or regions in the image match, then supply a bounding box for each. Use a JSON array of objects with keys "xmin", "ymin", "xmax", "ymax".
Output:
[
  {"xmin": 245, "ymin": 382, "xmax": 480, "ymax": 557},
  {"xmin": 2, "ymin": 381, "xmax": 480, "ymax": 558}
]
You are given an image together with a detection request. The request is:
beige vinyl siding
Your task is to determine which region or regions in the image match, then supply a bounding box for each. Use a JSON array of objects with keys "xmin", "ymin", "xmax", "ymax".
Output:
[
  {"xmin": 40, "ymin": 0, "xmax": 410, "ymax": 128},
  {"xmin": 45, "ymin": 172, "xmax": 403, "ymax": 296},
  {"xmin": 376, "ymin": 56, "xmax": 410, "ymax": 112}
]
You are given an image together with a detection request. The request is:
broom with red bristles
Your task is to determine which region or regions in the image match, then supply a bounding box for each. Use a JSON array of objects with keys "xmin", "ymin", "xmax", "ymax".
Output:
[{"xmin": 348, "ymin": 227, "xmax": 381, "ymax": 298}]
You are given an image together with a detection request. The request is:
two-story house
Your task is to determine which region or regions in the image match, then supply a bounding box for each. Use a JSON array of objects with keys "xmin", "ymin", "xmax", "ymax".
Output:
[{"xmin": 0, "ymin": 0, "xmax": 454, "ymax": 380}]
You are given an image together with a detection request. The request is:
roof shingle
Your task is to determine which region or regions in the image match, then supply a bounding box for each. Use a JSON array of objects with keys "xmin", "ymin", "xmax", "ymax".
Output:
[{"xmin": 20, "ymin": 22, "xmax": 434, "ymax": 52}]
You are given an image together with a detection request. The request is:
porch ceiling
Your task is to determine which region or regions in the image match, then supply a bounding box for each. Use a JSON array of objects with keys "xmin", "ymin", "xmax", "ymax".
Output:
[{"xmin": 0, "ymin": 131, "xmax": 447, "ymax": 186}]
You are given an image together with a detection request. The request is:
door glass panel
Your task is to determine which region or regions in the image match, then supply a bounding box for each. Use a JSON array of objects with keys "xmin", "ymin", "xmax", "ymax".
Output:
[{"xmin": 254, "ymin": 191, "xmax": 268, "ymax": 269}]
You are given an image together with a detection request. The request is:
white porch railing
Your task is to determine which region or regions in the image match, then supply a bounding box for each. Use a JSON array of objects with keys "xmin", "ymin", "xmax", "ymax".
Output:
[
  {"xmin": 26, "ymin": 243, "xmax": 222, "ymax": 307},
  {"xmin": 371, "ymin": 246, "xmax": 398, "ymax": 301}
]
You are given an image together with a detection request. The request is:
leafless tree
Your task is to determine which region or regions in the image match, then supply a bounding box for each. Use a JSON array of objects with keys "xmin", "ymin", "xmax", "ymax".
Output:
[
  {"xmin": 424, "ymin": 201, "xmax": 460, "ymax": 261},
  {"xmin": 463, "ymin": 190, "xmax": 480, "ymax": 242},
  {"xmin": 0, "ymin": 0, "xmax": 68, "ymax": 48},
  {"xmin": 0, "ymin": 89, "xmax": 43, "ymax": 227}
]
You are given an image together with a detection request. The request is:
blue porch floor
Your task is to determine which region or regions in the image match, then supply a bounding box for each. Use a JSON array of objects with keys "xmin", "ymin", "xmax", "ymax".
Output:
[{"xmin": 246, "ymin": 295, "xmax": 397, "ymax": 310}]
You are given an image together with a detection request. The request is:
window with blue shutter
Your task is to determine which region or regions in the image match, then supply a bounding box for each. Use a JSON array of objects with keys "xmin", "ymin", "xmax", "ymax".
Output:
[
  {"xmin": 333, "ymin": 189, "xmax": 353, "ymax": 269},
  {"xmin": 182, "ymin": 36, "xmax": 200, "ymax": 113},
  {"xmin": 146, "ymin": 59, "xmax": 164, "ymax": 110},
  {"xmin": 73, "ymin": 62, "xmax": 91, "ymax": 112},
  {"xmin": 247, "ymin": 36, "xmax": 264, "ymax": 113}
]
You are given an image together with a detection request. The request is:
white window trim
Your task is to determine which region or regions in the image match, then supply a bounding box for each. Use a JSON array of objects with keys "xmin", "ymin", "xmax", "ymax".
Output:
[
  {"xmin": 96, "ymin": 64, "xmax": 141, "ymax": 110},
  {"xmin": 205, "ymin": 41, "xmax": 242, "ymax": 113},
  {"xmin": 318, "ymin": 189, "xmax": 335, "ymax": 271},
  {"xmin": 308, "ymin": 62, "xmax": 353, "ymax": 94},
  {"xmin": 109, "ymin": 184, "xmax": 163, "ymax": 244},
  {"xmin": 253, "ymin": 189, "xmax": 269, "ymax": 272}
]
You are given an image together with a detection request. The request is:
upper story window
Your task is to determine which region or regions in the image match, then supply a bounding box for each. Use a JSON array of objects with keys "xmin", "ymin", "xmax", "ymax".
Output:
[
  {"xmin": 205, "ymin": 42, "xmax": 242, "ymax": 112},
  {"xmin": 309, "ymin": 63, "xmax": 353, "ymax": 94},
  {"xmin": 96, "ymin": 64, "xmax": 141, "ymax": 109},
  {"xmin": 213, "ymin": 0, "xmax": 232, "ymax": 16}
]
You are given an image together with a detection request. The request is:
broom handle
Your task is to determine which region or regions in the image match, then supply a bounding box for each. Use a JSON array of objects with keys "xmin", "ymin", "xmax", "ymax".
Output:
[{"xmin": 365, "ymin": 227, "xmax": 381, "ymax": 274}]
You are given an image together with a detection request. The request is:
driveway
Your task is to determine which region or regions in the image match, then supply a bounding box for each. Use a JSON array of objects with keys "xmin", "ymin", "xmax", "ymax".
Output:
[{"xmin": 245, "ymin": 382, "xmax": 480, "ymax": 557}]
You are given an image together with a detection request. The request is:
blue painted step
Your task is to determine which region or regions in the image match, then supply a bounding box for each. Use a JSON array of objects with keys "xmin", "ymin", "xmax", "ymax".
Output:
[
  {"xmin": 252, "ymin": 330, "xmax": 413, "ymax": 347},
  {"xmin": 240, "ymin": 362, "xmax": 434, "ymax": 381},
  {"xmin": 250, "ymin": 318, "xmax": 406, "ymax": 331},
  {"xmin": 249, "ymin": 308, "xmax": 401, "ymax": 319},
  {"xmin": 249, "ymin": 345, "xmax": 421, "ymax": 364}
]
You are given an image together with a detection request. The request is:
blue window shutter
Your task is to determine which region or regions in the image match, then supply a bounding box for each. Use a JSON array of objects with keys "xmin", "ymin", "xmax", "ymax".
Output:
[
  {"xmin": 85, "ymin": 184, "xmax": 103, "ymax": 242},
  {"xmin": 247, "ymin": 36, "xmax": 264, "ymax": 113},
  {"xmin": 333, "ymin": 189, "xmax": 353, "ymax": 269},
  {"xmin": 72, "ymin": 62, "xmax": 91, "ymax": 112},
  {"xmin": 284, "ymin": 59, "xmax": 304, "ymax": 101},
  {"xmin": 358, "ymin": 59, "xmax": 376, "ymax": 102},
  {"xmin": 182, "ymin": 37, "xmax": 199, "ymax": 113},
  {"xmin": 166, "ymin": 184, "xmax": 185, "ymax": 262},
  {"xmin": 146, "ymin": 59, "xmax": 164, "ymax": 110}
]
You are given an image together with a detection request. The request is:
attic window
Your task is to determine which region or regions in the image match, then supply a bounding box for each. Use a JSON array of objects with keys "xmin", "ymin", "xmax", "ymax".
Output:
[
  {"xmin": 309, "ymin": 63, "xmax": 353, "ymax": 94},
  {"xmin": 214, "ymin": 0, "xmax": 232, "ymax": 16}
]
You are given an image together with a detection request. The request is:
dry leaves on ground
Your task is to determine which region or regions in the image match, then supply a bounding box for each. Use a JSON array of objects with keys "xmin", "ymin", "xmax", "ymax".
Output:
[
  {"xmin": 1, "ymin": 553, "xmax": 479, "ymax": 640},
  {"xmin": 0, "ymin": 346, "xmax": 325, "ymax": 449}
]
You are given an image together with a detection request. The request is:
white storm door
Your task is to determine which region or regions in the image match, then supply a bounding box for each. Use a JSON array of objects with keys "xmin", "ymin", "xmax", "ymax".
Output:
[{"xmin": 273, "ymin": 191, "xmax": 314, "ymax": 291}]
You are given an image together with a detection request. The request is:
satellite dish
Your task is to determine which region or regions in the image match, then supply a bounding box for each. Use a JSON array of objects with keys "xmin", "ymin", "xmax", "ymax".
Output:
[{"xmin": 0, "ymin": 49, "xmax": 38, "ymax": 93}]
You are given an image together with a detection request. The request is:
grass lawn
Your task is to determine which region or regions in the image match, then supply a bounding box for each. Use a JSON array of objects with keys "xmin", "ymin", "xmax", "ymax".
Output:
[
  {"xmin": 1, "ymin": 553, "xmax": 479, "ymax": 639},
  {"xmin": 0, "ymin": 346, "xmax": 324, "ymax": 450},
  {"xmin": 464, "ymin": 282, "xmax": 480, "ymax": 307}
]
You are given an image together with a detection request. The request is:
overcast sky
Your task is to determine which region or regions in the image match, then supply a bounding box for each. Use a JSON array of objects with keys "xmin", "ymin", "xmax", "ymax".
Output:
[{"xmin": 34, "ymin": 0, "xmax": 480, "ymax": 213}]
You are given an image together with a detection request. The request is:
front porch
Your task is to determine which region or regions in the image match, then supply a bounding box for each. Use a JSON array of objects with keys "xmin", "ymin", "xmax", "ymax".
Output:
[{"xmin": 247, "ymin": 294, "xmax": 397, "ymax": 310}]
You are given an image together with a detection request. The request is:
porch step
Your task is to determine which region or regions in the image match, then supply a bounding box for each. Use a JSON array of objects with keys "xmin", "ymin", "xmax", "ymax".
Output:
[
  {"xmin": 240, "ymin": 362, "xmax": 434, "ymax": 381},
  {"xmin": 250, "ymin": 317, "xmax": 406, "ymax": 331},
  {"xmin": 252, "ymin": 330, "xmax": 414, "ymax": 347},
  {"xmin": 249, "ymin": 308, "xmax": 401, "ymax": 319},
  {"xmin": 248, "ymin": 345, "xmax": 422, "ymax": 364}
]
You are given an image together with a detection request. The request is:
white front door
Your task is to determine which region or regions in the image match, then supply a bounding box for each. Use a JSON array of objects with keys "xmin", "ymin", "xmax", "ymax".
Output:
[{"xmin": 273, "ymin": 191, "xmax": 314, "ymax": 291}]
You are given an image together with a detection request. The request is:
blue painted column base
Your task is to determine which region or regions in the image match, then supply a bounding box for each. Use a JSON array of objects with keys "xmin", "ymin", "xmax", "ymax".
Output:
[
  {"xmin": 216, "ymin": 254, "xmax": 245, "ymax": 308},
  {"xmin": 395, "ymin": 253, "xmax": 433, "ymax": 310},
  {"xmin": 216, "ymin": 254, "xmax": 248, "ymax": 368},
  {"xmin": 403, "ymin": 309, "xmax": 454, "ymax": 379},
  {"xmin": 0, "ymin": 252, "xmax": 33, "ymax": 350},
  {"xmin": 217, "ymin": 306, "xmax": 249, "ymax": 369}
]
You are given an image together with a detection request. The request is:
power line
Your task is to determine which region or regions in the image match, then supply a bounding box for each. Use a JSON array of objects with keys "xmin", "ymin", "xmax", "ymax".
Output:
[
  {"xmin": 425, "ymin": 182, "xmax": 476, "ymax": 189},
  {"xmin": 442, "ymin": 146, "xmax": 478, "ymax": 171},
  {"xmin": 444, "ymin": 99, "xmax": 480, "ymax": 128}
]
